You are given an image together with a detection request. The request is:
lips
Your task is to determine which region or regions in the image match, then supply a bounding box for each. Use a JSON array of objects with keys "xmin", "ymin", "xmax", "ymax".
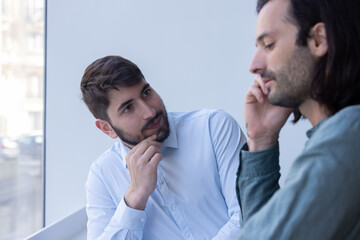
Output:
[
  {"xmin": 262, "ymin": 77, "xmax": 273, "ymax": 84},
  {"xmin": 262, "ymin": 78, "xmax": 274, "ymax": 89},
  {"xmin": 260, "ymin": 70, "xmax": 276, "ymax": 85},
  {"xmin": 145, "ymin": 115, "xmax": 162, "ymax": 130}
]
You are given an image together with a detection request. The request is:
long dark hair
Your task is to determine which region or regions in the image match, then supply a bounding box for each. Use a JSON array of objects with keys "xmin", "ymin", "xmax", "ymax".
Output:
[{"xmin": 257, "ymin": 0, "xmax": 360, "ymax": 121}]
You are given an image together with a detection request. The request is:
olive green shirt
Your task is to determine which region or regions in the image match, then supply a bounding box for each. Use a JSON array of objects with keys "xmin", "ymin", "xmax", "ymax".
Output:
[{"xmin": 236, "ymin": 105, "xmax": 360, "ymax": 239}]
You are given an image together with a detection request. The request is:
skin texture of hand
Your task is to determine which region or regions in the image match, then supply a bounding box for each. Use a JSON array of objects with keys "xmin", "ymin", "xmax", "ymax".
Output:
[
  {"xmin": 124, "ymin": 135, "xmax": 162, "ymax": 210},
  {"xmin": 245, "ymin": 75, "xmax": 293, "ymax": 151}
]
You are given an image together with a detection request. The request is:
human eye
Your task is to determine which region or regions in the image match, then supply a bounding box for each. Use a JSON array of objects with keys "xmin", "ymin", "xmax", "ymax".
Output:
[
  {"xmin": 123, "ymin": 104, "xmax": 132, "ymax": 113},
  {"xmin": 264, "ymin": 42, "xmax": 275, "ymax": 51},
  {"xmin": 143, "ymin": 88, "xmax": 151, "ymax": 97}
]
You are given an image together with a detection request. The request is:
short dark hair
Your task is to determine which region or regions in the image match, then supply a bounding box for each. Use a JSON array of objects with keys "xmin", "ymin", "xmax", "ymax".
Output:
[
  {"xmin": 257, "ymin": 0, "xmax": 360, "ymax": 119},
  {"xmin": 80, "ymin": 56, "xmax": 144, "ymax": 121}
]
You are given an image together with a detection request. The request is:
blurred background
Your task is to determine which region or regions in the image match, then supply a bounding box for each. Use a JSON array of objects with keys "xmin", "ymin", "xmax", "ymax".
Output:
[
  {"xmin": 0, "ymin": 1, "xmax": 43, "ymax": 239},
  {"xmin": 0, "ymin": 0, "xmax": 43, "ymax": 239}
]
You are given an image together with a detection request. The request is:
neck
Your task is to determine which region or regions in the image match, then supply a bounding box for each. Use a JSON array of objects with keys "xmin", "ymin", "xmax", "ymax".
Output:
[{"xmin": 299, "ymin": 99, "xmax": 329, "ymax": 126}]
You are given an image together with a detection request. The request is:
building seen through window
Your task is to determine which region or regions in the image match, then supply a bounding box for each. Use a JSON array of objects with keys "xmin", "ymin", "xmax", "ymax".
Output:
[{"xmin": 0, "ymin": 0, "xmax": 44, "ymax": 239}]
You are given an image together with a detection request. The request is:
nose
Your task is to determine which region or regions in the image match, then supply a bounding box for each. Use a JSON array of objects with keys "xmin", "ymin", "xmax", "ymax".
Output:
[
  {"xmin": 139, "ymin": 100, "xmax": 156, "ymax": 120},
  {"xmin": 249, "ymin": 49, "xmax": 266, "ymax": 74}
]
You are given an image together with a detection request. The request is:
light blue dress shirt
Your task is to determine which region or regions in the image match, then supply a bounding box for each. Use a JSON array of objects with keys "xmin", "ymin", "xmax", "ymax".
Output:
[{"xmin": 86, "ymin": 109, "xmax": 246, "ymax": 240}]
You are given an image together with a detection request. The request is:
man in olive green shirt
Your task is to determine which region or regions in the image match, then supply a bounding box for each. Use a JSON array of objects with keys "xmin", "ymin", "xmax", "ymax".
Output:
[{"xmin": 236, "ymin": 0, "xmax": 360, "ymax": 239}]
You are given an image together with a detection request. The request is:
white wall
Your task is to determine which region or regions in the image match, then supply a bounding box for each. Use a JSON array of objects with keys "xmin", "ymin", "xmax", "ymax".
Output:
[{"xmin": 46, "ymin": 0, "xmax": 311, "ymax": 225}]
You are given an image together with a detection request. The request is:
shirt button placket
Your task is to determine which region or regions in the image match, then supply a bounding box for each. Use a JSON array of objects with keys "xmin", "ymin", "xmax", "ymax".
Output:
[{"xmin": 157, "ymin": 171, "xmax": 192, "ymax": 239}]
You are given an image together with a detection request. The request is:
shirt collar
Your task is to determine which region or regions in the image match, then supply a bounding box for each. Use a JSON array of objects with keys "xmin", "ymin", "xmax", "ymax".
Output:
[
  {"xmin": 162, "ymin": 112, "xmax": 178, "ymax": 149},
  {"xmin": 118, "ymin": 112, "xmax": 178, "ymax": 168},
  {"xmin": 306, "ymin": 116, "xmax": 329, "ymax": 139}
]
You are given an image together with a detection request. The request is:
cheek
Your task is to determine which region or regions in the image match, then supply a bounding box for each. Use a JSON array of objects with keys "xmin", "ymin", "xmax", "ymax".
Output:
[
  {"xmin": 125, "ymin": 116, "xmax": 141, "ymax": 128},
  {"xmin": 269, "ymin": 49, "xmax": 284, "ymax": 66},
  {"xmin": 113, "ymin": 116, "xmax": 138, "ymax": 131},
  {"xmin": 268, "ymin": 51, "xmax": 291, "ymax": 74},
  {"xmin": 150, "ymin": 96, "xmax": 164, "ymax": 110}
]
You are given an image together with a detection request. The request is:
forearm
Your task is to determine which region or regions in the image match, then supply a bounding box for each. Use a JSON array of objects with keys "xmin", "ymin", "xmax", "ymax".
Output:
[
  {"xmin": 236, "ymin": 143, "xmax": 280, "ymax": 226},
  {"xmin": 86, "ymin": 165, "xmax": 146, "ymax": 240},
  {"xmin": 211, "ymin": 212, "xmax": 241, "ymax": 239},
  {"xmin": 87, "ymin": 199, "xmax": 146, "ymax": 240}
]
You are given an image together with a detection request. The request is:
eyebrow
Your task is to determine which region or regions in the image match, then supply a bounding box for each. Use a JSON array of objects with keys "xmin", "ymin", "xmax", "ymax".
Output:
[
  {"xmin": 256, "ymin": 31, "xmax": 274, "ymax": 46},
  {"xmin": 141, "ymin": 83, "xmax": 150, "ymax": 95},
  {"xmin": 117, "ymin": 99, "xmax": 132, "ymax": 113},
  {"xmin": 116, "ymin": 83, "xmax": 151, "ymax": 113}
]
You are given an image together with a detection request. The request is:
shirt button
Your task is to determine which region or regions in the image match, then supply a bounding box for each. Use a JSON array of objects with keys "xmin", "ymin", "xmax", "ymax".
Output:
[
  {"xmin": 140, "ymin": 218, "xmax": 145, "ymax": 222},
  {"xmin": 171, "ymin": 205, "xmax": 176, "ymax": 211},
  {"xmin": 158, "ymin": 179, "xmax": 164, "ymax": 185},
  {"xmin": 186, "ymin": 232, "xmax": 190, "ymax": 238}
]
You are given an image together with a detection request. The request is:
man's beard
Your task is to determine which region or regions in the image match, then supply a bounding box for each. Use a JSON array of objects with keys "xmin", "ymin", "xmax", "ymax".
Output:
[
  {"xmin": 110, "ymin": 111, "xmax": 170, "ymax": 147},
  {"xmin": 261, "ymin": 46, "xmax": 315, "ymax": 108}
]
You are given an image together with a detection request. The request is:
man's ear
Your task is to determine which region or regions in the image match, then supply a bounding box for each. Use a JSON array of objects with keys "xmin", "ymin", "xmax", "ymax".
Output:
[
  {"xmin": 308, "ymin": 22, "xmax": 328, "ymax": 58},
  {"xmin": 95, "ymin": 119, "xmax": 118, "ymax": 139}
]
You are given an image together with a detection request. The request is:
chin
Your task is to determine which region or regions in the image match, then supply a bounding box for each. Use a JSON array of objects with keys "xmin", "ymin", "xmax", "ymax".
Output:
[
  {"xmin": 157, "ymin": 129, "xmax": 170, "ymax": 143},
  {"xmin": 269, "ymin": 95, "xmax": 302, "ymax": 108}
]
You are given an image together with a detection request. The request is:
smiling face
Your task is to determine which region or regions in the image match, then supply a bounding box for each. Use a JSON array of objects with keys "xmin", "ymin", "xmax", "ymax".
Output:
[
  {"xmin": 97, "ymin": 80, "xmax": 169, "ymax": 148},
  {"xmin": 249, "ymin": 0, "xmax": 315, "ymax": 108}
]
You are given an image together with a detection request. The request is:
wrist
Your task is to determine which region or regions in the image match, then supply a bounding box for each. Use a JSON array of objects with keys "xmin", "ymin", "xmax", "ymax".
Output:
[
  {"xmin": 247, "ymin": 137, "xmax": 278, "ymax": 152},
  {"xmin": 124, "ymin": 188, "xmax": 149, "ymax": 210}
]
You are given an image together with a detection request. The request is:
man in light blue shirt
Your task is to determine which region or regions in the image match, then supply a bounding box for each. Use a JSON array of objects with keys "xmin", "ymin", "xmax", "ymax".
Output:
[{"xmin": 80, "ymin": 55, "xmax": 246, "ymax": 239}]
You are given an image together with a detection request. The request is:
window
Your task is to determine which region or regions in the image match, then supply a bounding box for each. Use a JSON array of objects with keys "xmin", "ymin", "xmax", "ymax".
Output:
[
  {"xmin": 0, "ymin": 0, "xmax": 44, "ymax": 239},
  {"xmin": 26, "ymin": 75, "xmax": 42, "ymax": 98},
  {"xmin": 1, "ymin": 0, "xmax": 11, "ymax": 18},
  {"xmin": 27, "ymin": 0, "xmax": 43, "ymax": 22},
  {"xmin": 29, "ymin": 111, "xmax": 42, "ymax": 130},
  {"xmin": 27, "ymin": 33, "xmax": 43, "ymax": 52}
]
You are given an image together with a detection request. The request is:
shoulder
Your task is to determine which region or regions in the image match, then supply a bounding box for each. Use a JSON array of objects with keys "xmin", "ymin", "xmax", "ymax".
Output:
[
  {"xmin": 328, "ymin": 105, "xmax": 360, "ymax": 131},
  {"xmin": 88, "ymin": 141, "xmax": 123, "ymax": 178},
  {"xmin": 287, "ymin": 106, "xmax": 360, "ymax": 205},
  {"xmin": 170, "ymin": 108, "xmax": 218, "ymax": 120},
  {"xmin": 296, "ymin": 105, "xmax": 360, "ymax": 179},
  {"xmin": 170, "ymin": 109, "xmax": 234, "ymax": 123},
  {"xmin": 169, "ymin": 109, "xmax": 243, "ymax": 143},
  {"xmin": 204, "ymin": 110, "xmax": 244, "ymax": 142},
  {"xmin": 315, "ymin": 105, "xmax": 360, "ymax": 142}
]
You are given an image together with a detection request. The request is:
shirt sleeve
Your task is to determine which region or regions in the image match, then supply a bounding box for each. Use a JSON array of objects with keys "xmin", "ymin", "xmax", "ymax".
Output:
[
  {"xmin": 208, "ymin": 110, "xmax": 247, "ymax": 239},
  {"xmin": 236, "ymin": 118, "xmax": 360, "ymax": 239},
  {"xmin": 86, "ymin": 162, "xmax": 146, "ymax": 240},
  {"xmin": 235, "ymin": 143, "xmax": 280, "ymax": 226}
]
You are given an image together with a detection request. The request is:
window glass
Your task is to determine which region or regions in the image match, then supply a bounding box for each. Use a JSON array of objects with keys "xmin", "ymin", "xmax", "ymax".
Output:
[{"xmin": 0, "ymin": 0, "xmax": 44, "ymax": 239}]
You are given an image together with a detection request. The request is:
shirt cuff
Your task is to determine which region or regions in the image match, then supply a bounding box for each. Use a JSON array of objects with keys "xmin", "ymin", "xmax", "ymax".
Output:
[
  {"xmin": 240, "ymin": 143, "xmax": 279, "ymax": 177},
  {"xmin": 112, "ymin": 198, "xmax": 147, "ymax": 231}
]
